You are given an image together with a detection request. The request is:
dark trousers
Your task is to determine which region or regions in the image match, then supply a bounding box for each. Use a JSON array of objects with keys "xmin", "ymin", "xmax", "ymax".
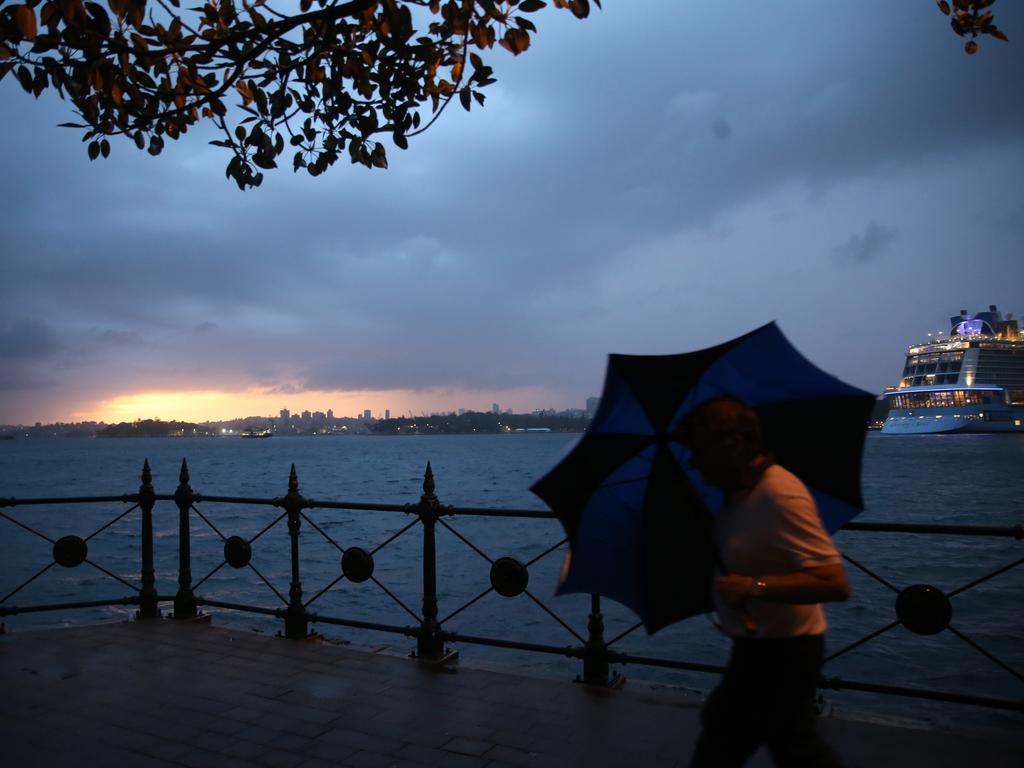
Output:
[{"xmin": 690, "ymin": 635, "xmax": 843, "ymax": 768}]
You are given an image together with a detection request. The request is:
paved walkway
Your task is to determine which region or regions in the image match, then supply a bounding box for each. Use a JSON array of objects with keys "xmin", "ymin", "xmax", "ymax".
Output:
[{"xmin": 1, "ymin": 620, "xmax": 1020, "ymax": 768}]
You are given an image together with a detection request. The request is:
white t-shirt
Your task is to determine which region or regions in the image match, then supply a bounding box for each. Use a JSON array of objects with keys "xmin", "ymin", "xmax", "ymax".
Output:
[{"xmin": 714, "ymin": 464, "xmax": 841, "ymax": 639}]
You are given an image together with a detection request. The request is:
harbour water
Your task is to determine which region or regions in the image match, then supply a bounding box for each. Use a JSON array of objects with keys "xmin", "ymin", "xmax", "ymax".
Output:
[{"xmin": 1, "ymin": 433, "xmax": 1021, "ymax": 731}]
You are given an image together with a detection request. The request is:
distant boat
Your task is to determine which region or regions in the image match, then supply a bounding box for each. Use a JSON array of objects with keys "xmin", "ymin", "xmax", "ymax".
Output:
[
  {"xmin": 240, "ymin": 428, "xmax": 272, "ymax": 438},
  {"xmin": 882, "ymin": 305, "xmax": 1024, "ymax": 434}
]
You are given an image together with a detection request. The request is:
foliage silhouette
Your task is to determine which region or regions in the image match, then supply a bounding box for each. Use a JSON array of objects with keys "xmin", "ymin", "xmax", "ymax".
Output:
[{"xmin": 0, "ymin": 0, "xmax": 1008, "ymax": 189}]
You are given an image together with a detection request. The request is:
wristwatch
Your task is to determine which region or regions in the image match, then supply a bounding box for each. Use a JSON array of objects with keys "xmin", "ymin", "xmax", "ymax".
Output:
[{"xmin": 750, "ymin": 577, "xmax": 768, "ymax": 598}]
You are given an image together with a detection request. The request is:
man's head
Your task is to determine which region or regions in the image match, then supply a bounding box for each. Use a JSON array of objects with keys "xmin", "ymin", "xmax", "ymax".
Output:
[{"xmin": 683, "ymin": 397, "xmax": 766, "ymax": 490}]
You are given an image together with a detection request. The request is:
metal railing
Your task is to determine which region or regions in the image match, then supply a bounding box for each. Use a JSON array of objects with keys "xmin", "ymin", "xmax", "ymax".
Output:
[{"xmin": 1, "ymin": 459, "xmax": 1021, "ymax": 714}]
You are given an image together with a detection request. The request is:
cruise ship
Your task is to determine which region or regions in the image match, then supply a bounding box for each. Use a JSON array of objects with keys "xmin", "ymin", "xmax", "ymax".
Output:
[{"xmin": 881, "ymin": 305, "xmax": 1024, "ymax": 434}]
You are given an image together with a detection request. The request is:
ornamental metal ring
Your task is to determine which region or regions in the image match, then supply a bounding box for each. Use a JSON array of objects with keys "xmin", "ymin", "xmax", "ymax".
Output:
[
  {"xmin": 490, "ymin": 557, "xmax": 529, "ymax": 598},
  {"xmin": 895, "ymin": 584, "xmax": 952, "ymax": 635},
  {"xmin": 341, "ymin": 547, "xmax": 374, "ymax": 583},
  {"xmin": 224, "ymin": 536, "xmax": 252, "ymax": 569},
  {"xmin": 53, "ymin": 535, "xmax": 88, "ymax": 568}
]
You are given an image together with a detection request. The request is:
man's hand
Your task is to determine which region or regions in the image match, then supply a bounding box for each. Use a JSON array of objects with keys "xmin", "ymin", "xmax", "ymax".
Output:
[{"xmin": 717, "ymin": 564, "xmax": 850, "ymax": 607}]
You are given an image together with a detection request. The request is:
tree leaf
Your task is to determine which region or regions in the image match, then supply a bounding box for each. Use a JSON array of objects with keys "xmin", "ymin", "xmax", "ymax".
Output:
[
  {"xmin": 519, "ymin": 0, "xmax": 546, "ymax": 12},
  {"xmin": 965, "ymin": 39, "xmax": 978, "ymax": 54},
  {"xmin": 16, "ymin": 65, "xmax": 33, "ymax": 93},
  {"xmin": 14, "ymin": 5, "xmax": 38, "ymax": 41}
]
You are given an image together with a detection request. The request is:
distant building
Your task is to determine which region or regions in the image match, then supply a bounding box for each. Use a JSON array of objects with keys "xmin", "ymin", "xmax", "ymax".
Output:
[
  {"xmin": 384, "ymin": 409, "xmax": 390, "ymax": 419},
  {"xmin": 327, "ymin": 409, "xmax": 334, "ymax": 421},
  {"xmin": 586, "ymin": 397, "xmax": 600, "ymax": 417},
  {"xmin": 492, "ymin": 403, "xmax": 500, "ymax": 414},
  {"xmin": 363, "ymin": 409, "xmax": 372, "ymax": 420}
]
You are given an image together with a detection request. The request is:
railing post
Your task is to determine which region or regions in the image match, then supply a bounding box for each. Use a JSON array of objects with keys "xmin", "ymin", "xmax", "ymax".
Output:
[
  {"xmin": 283, "ymin": 464, "xmax": 308, "ymax": 639},
  {"xmin": 137, "ymin": 459, "xmax": 159, "ymax": 619},
  {"xmin": 581, "ymin": 593, "xmax": 612, "ymax": 685},
  {"xmin": 416, "ymin": 462, "xmax": 448, "ymax": 662},
  {"xmin": 173, "ymin": 459, "xmax": 197, "ymax": 619}
]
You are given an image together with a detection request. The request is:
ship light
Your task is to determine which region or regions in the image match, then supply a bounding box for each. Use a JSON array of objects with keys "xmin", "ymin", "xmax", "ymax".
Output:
[{"xmin": 935, "ymin": 415, "xmax": 942, "ymax": 419}]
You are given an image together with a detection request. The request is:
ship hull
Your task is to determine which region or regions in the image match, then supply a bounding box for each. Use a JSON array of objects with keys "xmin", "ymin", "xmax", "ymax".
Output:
[{"xmin": 882, "ymin": 403, "xmax": 1024, "ymax": 434}]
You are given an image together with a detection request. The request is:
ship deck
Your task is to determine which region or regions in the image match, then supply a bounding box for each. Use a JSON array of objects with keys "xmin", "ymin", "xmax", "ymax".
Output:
[{"xmin": 2, "ymin": 619, "xmax": 1021, "ymax": 768}]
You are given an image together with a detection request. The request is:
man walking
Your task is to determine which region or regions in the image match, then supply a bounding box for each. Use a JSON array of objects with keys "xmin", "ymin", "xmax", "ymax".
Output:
[{"xmin": 685, "ymin": 397, "xmax": 849, "ymax": 768}]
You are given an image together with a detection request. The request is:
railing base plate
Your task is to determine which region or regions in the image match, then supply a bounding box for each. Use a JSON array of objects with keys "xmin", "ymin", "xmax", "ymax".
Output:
[
  {"xmin": 170, "ymin": 612, "xmax": 211, "ymax": 624},
  {"xmin": 575, "ymin": 671, "xmax": 626, "ymax": 690},
  {"xmin": 411, "ymin": 648, "xmax": 460, "ymax": 671}
]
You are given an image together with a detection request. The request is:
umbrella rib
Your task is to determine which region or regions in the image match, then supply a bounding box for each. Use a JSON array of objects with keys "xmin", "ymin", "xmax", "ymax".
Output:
[
  {"xmin": 824, "ymin": 620, "xmax": 901, "ymax": 663},
  {"xmin": 523, "ymin": 589, "xmax": 585, "ymax": 643},
  {"xmin": 946, "ymin": 625, "xmax": 1024, "ymax": 682},
  {"xmin": 842, "ymin": 553, "xmax": 900, "ymax": 593},
  {"xmin": 946, "ymin": 556, "xmax": 1023, "ymax": 599},
  {"xmin": 596, "ymin": 473, "xmax": 655, "ymax": 492}
]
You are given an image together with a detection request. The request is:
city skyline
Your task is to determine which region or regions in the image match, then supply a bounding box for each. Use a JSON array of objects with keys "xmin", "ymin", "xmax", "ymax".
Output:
[
  {"xmin": 2, "ymin": 3, "xmax": 1021, "ymax": 427},
  {"xmin": 1, "ymin": 396, "xmax": 594, "ymax": 428}
]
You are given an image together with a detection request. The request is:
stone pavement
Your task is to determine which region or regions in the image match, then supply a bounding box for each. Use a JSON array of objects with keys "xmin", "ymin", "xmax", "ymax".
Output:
[{"xmin": 1, "ymin": 620, "xmax": 1020, "ymax": 768}]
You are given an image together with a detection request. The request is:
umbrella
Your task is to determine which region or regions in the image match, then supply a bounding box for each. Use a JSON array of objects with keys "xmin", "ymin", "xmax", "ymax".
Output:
[{"xmin": 531, "ymin": 322, "xmax": 875, "ymax": 633}]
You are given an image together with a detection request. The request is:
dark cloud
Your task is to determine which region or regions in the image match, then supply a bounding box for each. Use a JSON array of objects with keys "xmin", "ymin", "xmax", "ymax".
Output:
[
  {"xmin": 97, "ymin": 329, "xmax": 143, "ymax": 346},
  {"xmin": 833, "ymin": 222, "xmax": 899, "ymax": 265},
  {"xmin": 0, "ymin": 319, "xmax": 62, "ymax": 360},
  {"xmin": 0, "ymin": 1, "xmax": 1022, "ymax": 421}
]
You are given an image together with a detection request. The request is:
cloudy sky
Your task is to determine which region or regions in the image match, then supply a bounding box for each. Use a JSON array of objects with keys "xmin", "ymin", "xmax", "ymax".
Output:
[{"xmin": 1, "ymin": 1, "xmax": 1022, "ymax": 425}]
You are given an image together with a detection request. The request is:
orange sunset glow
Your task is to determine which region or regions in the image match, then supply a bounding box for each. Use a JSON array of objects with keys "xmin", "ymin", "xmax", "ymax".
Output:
[{"xmin": 70, "ymin": 386, "xmax": 567, "ymax": 424}]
